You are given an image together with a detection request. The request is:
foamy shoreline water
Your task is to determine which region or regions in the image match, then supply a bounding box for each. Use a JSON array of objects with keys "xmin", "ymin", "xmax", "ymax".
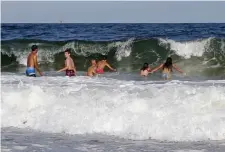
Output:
[
  {"xmin": 2, "ymin": 73, "xmax": 225, "ymax": 142},
  {"xmin": 2, "ymin": 127, "xmax": 225, "ymax": 152}
]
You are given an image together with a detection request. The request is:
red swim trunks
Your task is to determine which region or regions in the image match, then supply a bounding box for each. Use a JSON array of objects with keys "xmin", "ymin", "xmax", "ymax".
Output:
[
  {"xmin": 96, "ymin": 68, "xmax": 104, "ymax": 74},
  {"xmin": 66, "ymin": 70, "xmax": 75, "ymax": 77}
]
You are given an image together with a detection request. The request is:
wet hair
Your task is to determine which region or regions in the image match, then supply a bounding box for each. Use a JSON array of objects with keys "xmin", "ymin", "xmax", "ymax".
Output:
[
  {"xmin": 31, "ymin": 45, "xmax": 38, "ymax": 51},
  {"xmin": 101, "ymin": 55, "xmax": 107, "ymax": 60},
  {"xmin": 141, "ymin": 63, "xmax": 149, "ymax": 71},
  {"xmin": 64, "ymin": 49, "xmax": 71, "ymax": 54},
  {"xmin": 91, "ymin": 59, "xmax": 96, "ymax": 65},
  {"xmin": 163, "ymin": 57, "xmax": 173, "ymax": 71}
]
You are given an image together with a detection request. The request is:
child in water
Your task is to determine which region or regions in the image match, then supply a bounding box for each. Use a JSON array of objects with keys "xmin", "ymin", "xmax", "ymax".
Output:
[
  {"xmin": 151, "ymin": 57, "xmax": 185, "ymax": 80},
  {"xmin": 140, "ymin": 63, "xmax": 151, "ymax": 76},
  {"xmin": 87, "ymin": 59, "xmax": 97, "ymax": 77}
]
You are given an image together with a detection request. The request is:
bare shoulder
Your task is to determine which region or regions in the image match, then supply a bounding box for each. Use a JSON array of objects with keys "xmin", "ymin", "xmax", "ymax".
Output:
[
  {"xmin": 70, "ymin": 57, "xmax": 75, "ymax": 64},
  {"xmin": 65, "ymin": 58, "xmax": 70, "ymax": 64},
  {"xmin": 28, "ymin": 53, "xmax": 32, "ymax": 58},
  {"xmin": 104, "ymin": 61, "xmax": 109, "ymax": 65},
  {"xmin": 32, "ymin": 54, "xmax": 37, "ymax": 59}
]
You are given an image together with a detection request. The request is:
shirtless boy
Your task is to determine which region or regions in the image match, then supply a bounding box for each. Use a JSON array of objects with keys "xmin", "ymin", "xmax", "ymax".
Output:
[
  {"xmin": 58, "ymin": 49, "xmax": 76, "ymax": 76},
  {"xmin": 26, "ymin": 45, "xmax": 43, "ymax": 77}
]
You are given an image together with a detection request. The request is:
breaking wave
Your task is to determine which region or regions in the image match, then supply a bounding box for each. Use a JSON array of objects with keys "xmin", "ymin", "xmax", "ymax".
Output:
[{"xmin": 1, "ymin": 37, "xmax": 225, "ymax": 77}]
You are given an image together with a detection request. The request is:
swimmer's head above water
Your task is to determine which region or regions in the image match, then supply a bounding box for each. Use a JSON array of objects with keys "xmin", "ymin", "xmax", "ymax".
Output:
[
  {"xmin": 101, "ymin": 55, "xmax": 107, "ymax": 61},
  {"xmin": 163, "ymin": 57, "xmax": 173, "ymax": 71},
  {"xmin": 141, "ymin": 63, "xmax": 149, "ymax": 71},
  {"xmin": 140, "ymin": 63, "xmax": 151, "ymax": 76},
  {"xmin": 31, "ymin": 45, "xmax": 38, "ymax": 54},
  {"xmin": 141, "ymin": 63, "xmax": 151, "ymax": 72},
  {"xmin": 64, "ymin": 49, "xmax": 71, "ymax": 58},
  {"xmin": 91, "ymin": 59, "xmax": 97, "ymax": 65}
]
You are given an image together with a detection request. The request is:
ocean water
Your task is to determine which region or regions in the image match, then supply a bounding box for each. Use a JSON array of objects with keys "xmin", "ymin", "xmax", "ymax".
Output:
[{"xmin": 1, "ymin": 23, "xmax": 225, "ymax": 152}]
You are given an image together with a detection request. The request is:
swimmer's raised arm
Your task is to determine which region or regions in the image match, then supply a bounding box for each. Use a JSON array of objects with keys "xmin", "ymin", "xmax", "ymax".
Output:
[
  {"xmin": 151, "ymin": 64, "xmax": 163, "ymax": 73},
  {"xmin": 106, "ymin": 62, "xmax": 116, "ymax": 71},
  {"xmin": 172, "ymin": 64, "xmax": 184, "ymax": 73}
]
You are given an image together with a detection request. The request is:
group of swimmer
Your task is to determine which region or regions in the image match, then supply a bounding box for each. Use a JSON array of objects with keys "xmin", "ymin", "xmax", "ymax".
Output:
[
  {"xmin": 26, "ymin": 45, "xmax": 116, "ymax": 77},
  {"xmin": 140, "ymin": 57, "xmax": 185, "ymax": 80},
  {"xmin": 26, "ymin": 45, "xmax": 185, "ymax": 80}
]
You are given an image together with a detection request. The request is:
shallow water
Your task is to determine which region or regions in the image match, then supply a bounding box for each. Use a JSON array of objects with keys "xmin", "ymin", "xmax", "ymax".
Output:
[
  {"xmin": 2, "ymin": 127, "xmax": 225, "ymax": 152},
  {"xmin": 2, "ymin": 73, "xmax": 225, "ymax": 141}
]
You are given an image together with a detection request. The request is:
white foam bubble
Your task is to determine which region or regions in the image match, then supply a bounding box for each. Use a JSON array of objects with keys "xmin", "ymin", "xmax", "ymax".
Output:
[
  {"xmin": 220, "ymin": 38, "xmax": 225, "ymax": 57},
  {"xmin": 66, "ymin": 38, "xmax": 134, "ymax": 61},
  {"xmin": 2, "ymin": 39, "xmax": 135, "ymax": 66},
  {"xmin": 113, "ymin": 38, "xmax": 134, "ymax": 61},
  {"xmin": 159, "ymin": 38, "xmax": 212, "ymax": 59},
  {"xmin": 1, "ymin": 46, "xmax": 56, "ymax": 66},
  {"xmin": 172, "ymin": 150, "xmax": 206, "ymax": 152},
  {"xmin": 1, "ymin": 75, "xmax": 225, "ymax": 141},
  {"xmin": 13, "ymin": 146, "xmax": 27, "ymax": 150}
]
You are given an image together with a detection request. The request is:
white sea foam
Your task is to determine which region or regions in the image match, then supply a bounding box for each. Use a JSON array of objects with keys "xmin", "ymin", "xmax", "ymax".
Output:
[
  {"xmin": 1, "ymin": 74, "xmax": 225, "ymax": 141},
  {"xmin": 172, "ymin": 150, "xmax": 206, "ymax": 152},
  {"xmin": 113, "ymin": 38, "xmax": 134, "ymax": 61},
  {"xmin": 1, "ymin": 39, "xmax": 134, "ymax": 66},
  {"xmin": 1, "ymin": 46, "xmax": 56, "ymax": 66},
  {"xmin": 159, "ymin": 38, "xmax": 212, "ymax": 59}
]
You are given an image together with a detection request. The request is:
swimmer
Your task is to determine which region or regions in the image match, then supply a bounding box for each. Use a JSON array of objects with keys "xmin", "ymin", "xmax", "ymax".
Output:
[
  {"xmin": 140, "ymin": 63, "xmax": 151, "ymax": 76},
  {"xmin": 96, "ymin": 56, "xmax": 116, "ymax": 74},
  {"xmin": 57, "ymin": 49, "xmax": 76, "ymax": 77},
  {"xmin": 151, "ymin": 57, "xmax": 185, "ymax": 80},
  {"xmin": 87, "ymin": 59, "xmax": 97, "ymax": 77},
  {"xmin": 26, "ymin": 45, "xmax": 43, "ymax": 77}
]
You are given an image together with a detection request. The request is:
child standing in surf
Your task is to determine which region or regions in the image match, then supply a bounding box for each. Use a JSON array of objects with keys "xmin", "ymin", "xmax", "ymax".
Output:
[
  {"xmin": 151, "ymin": 57, "xmax": 185, "ymax": 80},
  {"xmin": 57, "ymin": 49, "xmax": 76, "ymax": 77},
  {"xmin": 26, "ymin": 45, "xmax": 43, "ymax": 77}
]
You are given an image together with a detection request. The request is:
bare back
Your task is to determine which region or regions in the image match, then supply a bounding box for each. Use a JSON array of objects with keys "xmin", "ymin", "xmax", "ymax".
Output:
[
  {"xmin": 27, "ymin": 53, "xmax": 35, "ymax": 67},
  {"xmin": 87, "ymin": 65, "xmax": 96, "ymax": 76},
  {"xmin": 140, "ymin": 70, "xmax": 149, "ymax": 76},
  {"xmin": 162, "ymin": 67, "xmax": 171, "ymax": 74}
]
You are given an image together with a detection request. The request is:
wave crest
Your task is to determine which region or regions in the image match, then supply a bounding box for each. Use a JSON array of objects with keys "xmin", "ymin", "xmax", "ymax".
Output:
[{"xmin": 1, "ymin": 37, "xmax": 225, "ymax": 77}]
